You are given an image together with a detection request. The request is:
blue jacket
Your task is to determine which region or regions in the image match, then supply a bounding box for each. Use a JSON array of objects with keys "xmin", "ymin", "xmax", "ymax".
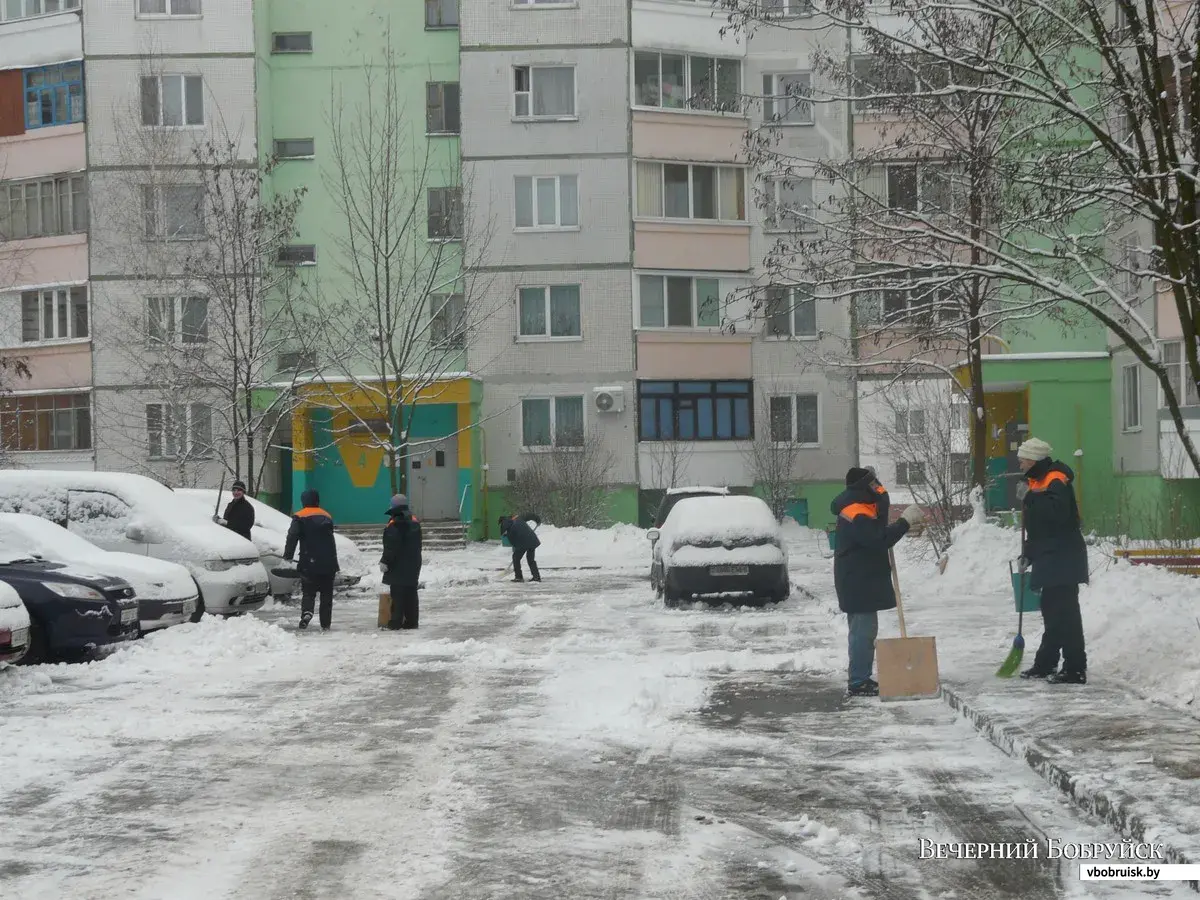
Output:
[{"xmin": 830, "ymin": 476, "xmax": 910, "ymax": 614}]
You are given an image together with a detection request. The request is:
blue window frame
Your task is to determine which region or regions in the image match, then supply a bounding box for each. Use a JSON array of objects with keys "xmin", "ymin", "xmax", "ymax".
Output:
[
  {"xmin": 24, "ymin": 63, "xmax": 85, "ymax": 130},
  {"xmin": 637, "ymin": 379, "xmax": 753, "ymax": 442}
]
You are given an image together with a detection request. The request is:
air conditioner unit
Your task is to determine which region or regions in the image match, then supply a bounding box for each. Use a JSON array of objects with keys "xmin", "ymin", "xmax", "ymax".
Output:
[{"xmin": 593, "ymin": 386, "xmax": 625, "ymax": 414}]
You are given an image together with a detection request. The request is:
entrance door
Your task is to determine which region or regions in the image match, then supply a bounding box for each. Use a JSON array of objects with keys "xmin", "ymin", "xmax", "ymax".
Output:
[{"xmin": 408, "ymin": 434, "xmax": 459, "ymax": 520}]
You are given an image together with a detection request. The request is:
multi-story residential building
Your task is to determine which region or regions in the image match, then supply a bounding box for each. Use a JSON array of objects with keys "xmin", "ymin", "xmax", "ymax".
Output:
[
  {"xmin": 0, "ymin": 3, "xmax": 92, "ymax": 471},
  {"xmin": 84, "ymin": 0, "xmax": 258, "ymax": 487}
]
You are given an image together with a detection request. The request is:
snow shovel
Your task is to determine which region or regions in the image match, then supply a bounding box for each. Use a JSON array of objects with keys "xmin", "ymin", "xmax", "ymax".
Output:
[{"xmin": 876, "ymin": 548, "xmax": 941, "ymax": 702}]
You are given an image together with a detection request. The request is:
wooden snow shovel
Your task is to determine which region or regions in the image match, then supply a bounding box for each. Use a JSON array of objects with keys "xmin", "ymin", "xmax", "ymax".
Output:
[{"xmin": 876, "ymin": 548, "xmax": 941, "ymax": 702}]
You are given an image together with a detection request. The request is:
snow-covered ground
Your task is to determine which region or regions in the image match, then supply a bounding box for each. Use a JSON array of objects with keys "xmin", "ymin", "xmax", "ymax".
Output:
[{"xmin": 0, "ymin": 520, "xmax": 1195, "ymax": 898}]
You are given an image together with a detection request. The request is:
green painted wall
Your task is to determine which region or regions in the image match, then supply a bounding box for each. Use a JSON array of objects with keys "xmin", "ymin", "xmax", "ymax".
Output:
[
  {"xmin": 480, "ymin": 485, "xmax": 641, "ymax": 540},
  {"xmin": 1112, "ymin": 474, "xmax": 1200, "ymax": 540}
]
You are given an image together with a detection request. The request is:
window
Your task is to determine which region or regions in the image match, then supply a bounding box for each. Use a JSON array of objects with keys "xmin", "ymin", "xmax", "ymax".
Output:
[
  {"xmin": 764, "ymin": 285, "xmax": 816, "ymax": 338},
  {"xmin": 273, "ymin": 139, "xmax": 314, "ymax": 159},
  {"xmin": 634, "ymin": 51, "xmax": 740, "ymax": 113},
  {"xmin": 271, "ymin": 32, "xmax": 313, "ymax": 53},
  {"xmin": 427, "ymin": 187, "xmax": 463, "ymax": 240},
  {"xmin": 21, "ymin": 287, "xmax": 88, "ymax": 342},
  {"xmin": 762, "ymin": 72, "xmax": 813, "ymax": 124},
  {"xmin": 635, "ymin": 162, "xmax": 745, "ymax": 222},
  {"xmin": 895, "ymin": 461, "xmax": 926, "ymax": 485},
  {"xmin": 521, "ymin": 396, "xmax": 584, "ymax": 448},
  {"xmin": 513, "ymin": 0, "xmax": 576, "ymax": 4},
  {"xmin": 1122, "ymin": 364, "xmax": 1141, "ymax": 431},
  {"xmin": 518, "ymin": 285, "xmax": 581, "ymax": 339},
  {"xmin": 425, "ymin": 0, "xmax": 457, "ymax": 27},
  {"xmin": 895, "ymin": 409, "xmax": 925, "ymax": 436},
  {"xmin": 768, "ymin": 394, "xmax": 820, "ymax": 445},
  {"xmin": 426, "ymin": 82, "xmax": 460, "ymax": 134},
  {"xmin": 0, "ymin": 393, "xmax": 91, "ymax": 452},
  {"xmin": 638, "ymin": 380, "xmax": 753, "ymax": 442},
  {"xmin": 638, "ymin": 274, "xmax": 722, "ymax": 328},
  {"xmin": 137, "ymin": 0, "xmax": 200, "ymax": 14},
  {"xmin": 1117, "ymin": 234, "xmax": 1140, "ymax": 298},
  {"xmin": 140, "ymin": 75, "xmax": 203, "ymax": 127},
  {"xmin": 513, "ymin": 66, "xmax": 576, "ymax": 119},
  {"xmin": 514, "ymin": 175, "xmax": 578, "ymax": 229},
  {"xmin": 278, "ymin": 351, "xmax": 317, "ymax": 373},
  {"xmin": 277, "ymin": 244, "xmax": 316, "ymax": 265},
  {"xmin": 142, "ymin": 184, "xmax": 205, "ymax": 240},
  {"xmin": 430, "ymin": 293, "xmax": 466, "ymax": 349},
  {"xmin": 765, "ymin": 177, "xmax": 815, "ymax": 231},
  {"xmin": 873, "ymin": 273, "xmax": 957, "ymax": 324},
  {"xmin": 1162, "ymin": 341, "xmax": 1200, "ymax": 407},
  {"xmin": 951, "ymin": 453, "xmax": 970, "ymax": 484},
  {"xmin": 1, "ymin": 0, "xmax": 81, "ymax": 22},
  {"xmin": 870, "ymin": 163, "xmax": 962, "ymax": 214},
  {"xmin": 24, "ymin": 63, "xmax": 84, "ymax": 129},
  {"xmin": 147, "ymin": 296, "xmax": 207, "ymax": 345},
  {"xmin": 887, "ymin": 165, "xmax": 918, "ymax": 211},
  {"xmin": 146, "ymin": 403, "xmax": 212, "ymax": 459},
  {"xmin": 852, "ymin": 55, "xmax": 916, "ymax": 114},
  {"xmin": 0, "ymin": 174, "xmax": 87, "ymax": 239}
]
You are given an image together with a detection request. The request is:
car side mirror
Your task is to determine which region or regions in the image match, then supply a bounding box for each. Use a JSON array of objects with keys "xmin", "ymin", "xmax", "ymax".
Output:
[
  {"xmin": 125, "ymin": 524, "xmax": 145, "ymax": 543},
  {"xmin": 647, "ymin": 529, "xmax": 660, "ymax": 542}
]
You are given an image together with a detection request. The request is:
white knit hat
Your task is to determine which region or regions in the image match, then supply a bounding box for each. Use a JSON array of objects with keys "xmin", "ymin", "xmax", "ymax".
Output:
[{"xmin": 1017, "ymin": 437, "xmax": 1052, "ymax": 462}]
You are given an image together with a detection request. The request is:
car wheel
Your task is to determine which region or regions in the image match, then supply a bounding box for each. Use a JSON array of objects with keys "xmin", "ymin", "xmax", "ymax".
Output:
[
  {"xmin": 663, "ymin": 584, "xmax": 680, "ymax": 609},
  {"xmin": 190, "ymin": 592, "xmax": 206, "ymax": 624},
  {"xmin": 17, "ymin": 620, "xmax": 47, "ymax": 666}
]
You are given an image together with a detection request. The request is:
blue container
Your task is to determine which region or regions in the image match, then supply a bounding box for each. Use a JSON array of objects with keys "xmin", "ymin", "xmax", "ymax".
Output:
[
  {"xmin": 501, "ymin": 534, "xmax": 511, "ymax": 548},
  {"xmin": 1010, "ymin": 569, "xmax": 1041, "ymax": 613},
  {"xmin": 826, "ymin": 528, "xmax": 837, "ymax": 551}
]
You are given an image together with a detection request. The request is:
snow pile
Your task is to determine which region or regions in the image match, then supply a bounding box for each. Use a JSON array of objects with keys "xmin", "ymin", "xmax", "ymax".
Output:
[
  {"xmin": 778, "ymin": 815, "xmax": 862, "ymax": 855},
  {"xmin": 937, "ymin": 516, "xmax": 1021, "ymax": 598}
]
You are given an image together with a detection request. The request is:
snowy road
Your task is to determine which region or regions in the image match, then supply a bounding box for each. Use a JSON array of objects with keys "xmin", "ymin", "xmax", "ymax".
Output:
[{"xmin": 0, "ymin": 549, "xmax": 1191, "ymax": 899}]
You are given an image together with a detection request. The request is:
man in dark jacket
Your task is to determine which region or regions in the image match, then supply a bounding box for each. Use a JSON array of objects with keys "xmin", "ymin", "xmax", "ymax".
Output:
[
  {"xmin": 284, "ymin": 488, "xmax": 340, "ymax": 630},
  {"xmin": 831, "ymin": 467, "xmax": 925, "ymax": 696},
  {"xmin": 381, "ymin": 494, "xmax": 422, "ymax": 630},
  {"xmin": 1016, "ymin": 438, "xmax": 1089, "ymax": 684},
  {"xmin": 215, "ymin": 480, "xmax": 255, "ymax": 541},
  {"xmin": 499, "ymin": 513, "xmax": 541, "ymax": 582}
]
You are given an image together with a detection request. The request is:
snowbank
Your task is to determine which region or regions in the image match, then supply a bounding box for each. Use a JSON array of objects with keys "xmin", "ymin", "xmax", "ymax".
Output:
[{"xmin": 929, "ymin": 517, "xmax": 1200, "ymax": 714}]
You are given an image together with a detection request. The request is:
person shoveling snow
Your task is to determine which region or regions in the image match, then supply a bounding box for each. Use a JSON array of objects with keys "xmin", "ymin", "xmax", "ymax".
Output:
[{"xmin": 499, "ymin": 513, "xmax": 542, "ymax": 582}]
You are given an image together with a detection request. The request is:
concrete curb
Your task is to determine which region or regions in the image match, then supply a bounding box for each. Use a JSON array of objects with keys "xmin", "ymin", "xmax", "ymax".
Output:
[{"xmin": 941, "ymin": 685, "xmax": 1199, "ymax": 890}]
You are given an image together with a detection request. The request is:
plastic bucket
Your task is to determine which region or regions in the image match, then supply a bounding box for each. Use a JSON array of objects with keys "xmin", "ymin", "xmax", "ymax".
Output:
[
  {"xmin": 825, "ymin": 528, "xmax": 837, "ymax": 551},
  {"xmin": 1010, "ymin": 570, "xmax": 1041, "ymax": 613},
  {"xmin": 501, "ymin": 534, "xmax": 511, "ymax": 547}
]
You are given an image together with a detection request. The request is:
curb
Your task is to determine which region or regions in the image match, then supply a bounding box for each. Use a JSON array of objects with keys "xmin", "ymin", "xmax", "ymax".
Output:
[{"xmin": 941, "ymin": 686, "xmax": 1198, "ymax": 890}]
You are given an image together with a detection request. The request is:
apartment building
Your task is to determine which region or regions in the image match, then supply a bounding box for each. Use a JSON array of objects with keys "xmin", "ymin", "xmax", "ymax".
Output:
[
  {"xmin": 0, "ymin": 2, "xmax": 91, "ymax": 471},
  {"xmin": 84, "ymin": 0, "xmax": 257, "ymax": 486},
  {"xmin": 460, "ymin": 0, "xmax": 640, "ymax": 527}
]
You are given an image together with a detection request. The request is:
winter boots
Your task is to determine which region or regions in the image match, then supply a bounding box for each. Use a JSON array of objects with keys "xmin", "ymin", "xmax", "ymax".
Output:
[
  {"xmin": 1020, "ymin": 666, "xmax": 1052, "ymax": 679},
  {"xmin": 299, "ymin": 611, "xmax": 313, "ymax": 630},
  {"xmin": 1047, "ymin": 670, "xmax": 1087, "ymax": 684},
  {"xmin": 848, "ymin": 678, "xmax": 880, "ymax": 697}
]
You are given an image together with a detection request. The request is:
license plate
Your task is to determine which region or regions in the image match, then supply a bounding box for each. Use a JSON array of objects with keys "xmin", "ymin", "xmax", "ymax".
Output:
[
  {"xmin": 181, "ymin": 600, "xmax": 196, "ymax": 617},
  {"xmin": 9, "ymin": 626, "xmax": 28, "ymax": 647},
  {"xmin": 120, "ymin": 606, "xmax": 139, "ymax": 624},
  {"xmin": 711, "ymin": 565, "xmax": 749, "ymax": 576}
]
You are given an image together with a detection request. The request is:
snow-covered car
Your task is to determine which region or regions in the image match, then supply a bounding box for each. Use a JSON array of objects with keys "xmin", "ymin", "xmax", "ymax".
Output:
[
  {"xmin": 0, "ymin": 579, "xmax": 30, "ymax": 665},
  {"xmin": 0, "ymin": 513, "xmax": 198, "ymax": 633},
  {"xmin": 647, "ymin": 494, "xmax": 789, "ymax": 608},
  {"xmin": 0, "ymin": 553, "xmax": 139, "ymax": 663},
  {"xmin": 176, "ymin": 490, "xmax": 366, "ymax": 600},
  {"xmin": 652, "ymin": 486, "xmax": 730, "ymax": 529},
  {"xmin": 0, "ymin": 471, "xmax": 270, "ymax": 621}
]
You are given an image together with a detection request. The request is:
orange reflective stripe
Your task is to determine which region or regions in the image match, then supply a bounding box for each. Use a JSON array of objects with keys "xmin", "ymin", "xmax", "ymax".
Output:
[
  {"xmin": 296, "ymin": 507, "xmax": 332, "ymax": 518},
  {"xmin": 873, "ymin": 484, "xmax": 886, "ymax": 494},
  {"xmin": 840, "ymin": 502, "xmax": 878, "ymax": 520},
  {"xmin": 412, "ymin": 516, "xmax": 420, "ymax": 523},
  {"xmin": 1028, "ymin": 471, "xmax": 1068, "ymax": 492}
]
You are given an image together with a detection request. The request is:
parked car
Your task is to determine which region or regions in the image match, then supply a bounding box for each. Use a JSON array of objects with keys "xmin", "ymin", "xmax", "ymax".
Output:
[
  {"xmin": 648, "ymin": 494, "xmax": 789, "ymax": 608},
  {"xmin": 0, "ymin": 580, "xmax": 31, "ymax": 665},
  {"xmin": 0, "ymin": 471, "xmax": 270, "ymax": 621},
  {"xmin": 0, "ymin": 552, "xmax": 139, "ymax": 663},
  {"xmin": 176, "ymin": 489, "xmax": 366, "ymax": 600},
  {"xmin": 652, "ymin": 486, "xmax": 730, "ymax": 529},
  {"xmin": 0, "ymin": 513, "xmax": 198, "ymax": 633}
]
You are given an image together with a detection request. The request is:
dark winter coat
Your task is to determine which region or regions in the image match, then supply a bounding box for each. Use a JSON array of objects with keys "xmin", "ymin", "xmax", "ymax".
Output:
[
  {"xmin": 284, "ymin": 490, "xmax": 340, "ymax": 577},
  {"xmin": 222, "ymin": 496, "xmax": 255, "ymax": 541},
  {"xmin": 830, "ymin": 476, "xmax": 910, "ymax": 615},
  {"xmin": 381, "ymin": 507, "xmax": 423, "ymax": 587},
  {"xmin": 501, "ymin": 514, "xmax": 541, "ymax": 551},
  {"xmin": 1021, "ymin": 458, "xmax": 1089, "ymax": 590}
]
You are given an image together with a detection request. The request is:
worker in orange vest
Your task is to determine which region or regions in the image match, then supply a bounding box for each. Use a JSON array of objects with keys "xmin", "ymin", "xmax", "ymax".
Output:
[{"xmin": 1017, "ymin": 438, "xmax": 1089, "ymax": 684}]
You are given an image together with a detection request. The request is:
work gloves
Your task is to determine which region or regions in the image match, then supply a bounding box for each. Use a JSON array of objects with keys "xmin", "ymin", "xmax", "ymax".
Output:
[{"xmin": 900, "ymin": 505, "xmax": 925, "ymax": 526}]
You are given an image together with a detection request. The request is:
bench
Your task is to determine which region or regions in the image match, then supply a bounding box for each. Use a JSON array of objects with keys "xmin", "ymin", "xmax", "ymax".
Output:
[{"xmin": 1113, "ymin": 547, "xmax": 1200, "ymax": 577}]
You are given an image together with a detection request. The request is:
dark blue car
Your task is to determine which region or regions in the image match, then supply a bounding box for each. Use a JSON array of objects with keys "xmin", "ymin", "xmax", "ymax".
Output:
[{"xmin": 0, "ymin": 555, "xmax": 139, "ymax": 664}]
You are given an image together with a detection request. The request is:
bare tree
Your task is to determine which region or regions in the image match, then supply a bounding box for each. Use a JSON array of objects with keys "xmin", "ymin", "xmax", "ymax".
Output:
[
  {"xmin": 743, "ymin": 394, "xmax": 805, "ymax": 522},
  {"xmin": 718, "ymin": 0, "xmax": 1200, "ymax": 477},
  {"xmin": 286, "ymin": 35, "xmax": 499, "ymax": 493},
  {"xmin": 645, "ymin": 438, "xmax": 695, "ymax": 491},
  {"xmin": 863, "ymin": 377, "xmax": 973, "ymax": 551},
  {"xmin": 506, "ymin": 427, "xmax": 615, "ymax": 528}
]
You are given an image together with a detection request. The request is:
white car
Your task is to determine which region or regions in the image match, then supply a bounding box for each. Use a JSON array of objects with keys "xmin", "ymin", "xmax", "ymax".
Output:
[
  {"xmin": 0, "ymin": 471, "xmax": 270, "ymax": 620},
  {"xmin": 0, "ymin": 579, "xmax": 30, "ymax": 665},
  {"xmin": 0, "ymin": 513, "xmax": 198, "ymax": 633},
  {"xmin": 176, "ymin": 490, "xmax": 366, "ymax": 600}
]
